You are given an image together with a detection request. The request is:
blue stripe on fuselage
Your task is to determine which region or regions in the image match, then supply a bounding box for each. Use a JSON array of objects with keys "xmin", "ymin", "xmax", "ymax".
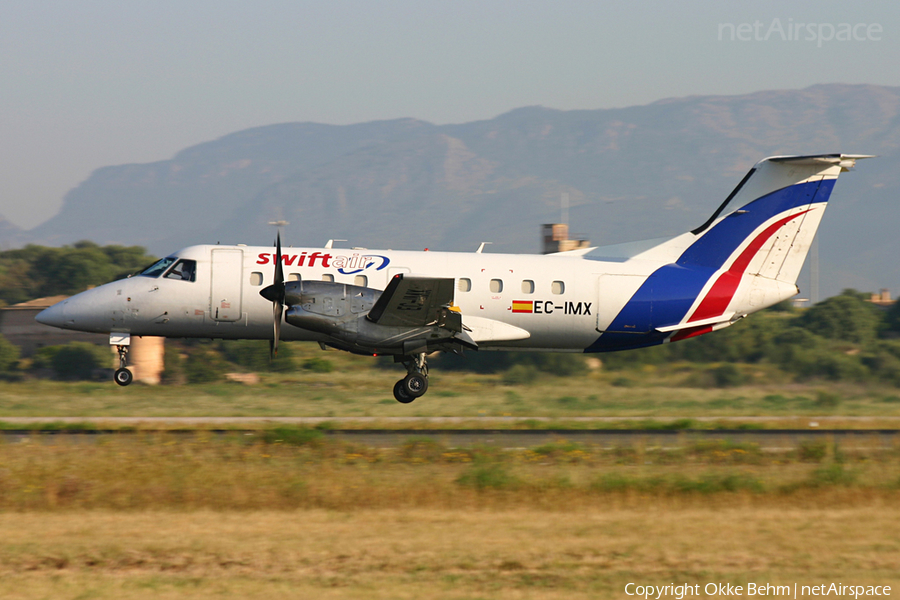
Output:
[{"xmin": 585, "ymin": 178, "xmax": 833, "ymax": 353}]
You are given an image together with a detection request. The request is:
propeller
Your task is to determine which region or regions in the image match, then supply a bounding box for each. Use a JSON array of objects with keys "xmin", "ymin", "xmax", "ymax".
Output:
[{"xmin": 259, "ymin": 231, "xmax": 285, "ymax": 358}]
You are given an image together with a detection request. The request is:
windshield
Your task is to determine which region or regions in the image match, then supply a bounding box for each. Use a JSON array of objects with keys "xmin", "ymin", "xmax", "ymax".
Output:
[
  {"xmin": 164, "ymin": 259, "xmax": 196, "ymax": 282},
  {"xmin": 138, "ymin": 257, "xmax": 177, "ymax": 278}
]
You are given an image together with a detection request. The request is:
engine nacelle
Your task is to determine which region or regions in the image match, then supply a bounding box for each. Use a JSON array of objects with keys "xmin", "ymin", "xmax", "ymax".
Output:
[{"xmin": 283, "ymin": 281, "xmax": 380, "ymax": 335}]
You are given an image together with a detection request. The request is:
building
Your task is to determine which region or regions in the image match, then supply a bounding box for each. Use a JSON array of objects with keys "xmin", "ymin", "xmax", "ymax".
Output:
[
  {"xmin": 869, "ymin": 289, "xmax": 895, "ymax": 307},
  {"xmin": 541, "ymin": 223, "xmax": 591, "ymax": 254}
]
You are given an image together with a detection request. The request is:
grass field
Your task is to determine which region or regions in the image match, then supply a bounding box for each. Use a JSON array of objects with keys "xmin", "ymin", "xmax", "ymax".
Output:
[
  {"xmin": 2, "ymin": 364, "xmax": 900, "ymax": 420},
  {"xmin": 1, "ymin": 507, "xmax": 899, "ymax": 600},
  {"xmin": 3, "ymin": 432, "xmax": 900, "ymax": 510},
  {"xmin": 3, "ymin": 355, "xmax": 900, "ymax": 598},
  {"xmin": 0, "ymin": 432, "xmax": 899, "ymax": 598}
]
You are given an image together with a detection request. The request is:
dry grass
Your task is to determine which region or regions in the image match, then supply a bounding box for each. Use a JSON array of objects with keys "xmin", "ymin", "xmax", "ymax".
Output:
[
  {"xmin": 0, "ymin": 508, "xmax": 898, "ymax": 599},
  {"xmin": 2, "ymin": 435, "xmax": 900, "ymax": 598},
  {"xmin": 1, "ymin": 433, "xmax": 900, "ymax": 511},
  {"xmin": 2, "ymin": 368, "xmax": 900, "ymax": 419}
]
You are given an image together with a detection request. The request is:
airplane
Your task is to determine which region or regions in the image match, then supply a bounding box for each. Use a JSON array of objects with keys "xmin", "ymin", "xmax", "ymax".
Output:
[{"xmin": 36, "ymin": 153, "xmax": 871, "ymax": 402}]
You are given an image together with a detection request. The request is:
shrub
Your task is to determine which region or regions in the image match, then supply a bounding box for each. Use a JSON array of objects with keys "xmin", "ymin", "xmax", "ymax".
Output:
[
  {"xmin": 259, "ymin": 426, "xmax": 324, "ymax": 447},
  {"xmin": 184, "ymin": 346, "xmax": 230, "ymax": 383},
  {"xmin": 161, "ymin": 343, "xmax": 186, "ymax": 385},
  {"xmin": 303, "ymin": 356, "xmax": 334, "ymax": 373},
  {"xmin": 610, "ymin": 376, "xmax": 634, "ymax": 387},
  {"xmin": 814, "ymin": 390, "xmax": 841, "ymax": 408},
  {"xmin": 50, "ymin": 342, "xmax": 109, "ymax": 380},
  {"xmin": 711, "ymin": 363, "xmax": 744, "ymax": 387},
  {"xmin": 502, "ymin": 365, "xmax": 537, "ymax": 385},
  {"xmin": 437, "ymin": 351, "xmax": 584, "ymax": 376},
  {"xmin": 798, "ymin": 441, "xmax": 828, "ymax": 462},
  {"xmin": 455, "ymin": 463, "xmax": 518, "ymax": 491},
  {"xmin": 808, "ymin": 463, "xmax": 857, "ymax": 487},
  {"xmin": 221, "ymin": 340, "xmax": 295, "ymax": 372},
  {"xmin": 0, "ymin": 334, "xmax": 20, "ymax": 372}
]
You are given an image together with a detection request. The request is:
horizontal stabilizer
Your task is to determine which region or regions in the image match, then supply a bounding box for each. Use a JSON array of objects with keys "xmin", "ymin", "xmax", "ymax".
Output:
[{"xmin": 655, "ymin": 312, "xmax": 736, "ymax": 333}]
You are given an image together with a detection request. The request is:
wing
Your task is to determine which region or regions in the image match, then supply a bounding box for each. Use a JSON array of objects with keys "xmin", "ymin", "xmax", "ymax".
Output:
[{"xmin": 367, "ymin": 274, "xmax": 457, "ymax": 328}]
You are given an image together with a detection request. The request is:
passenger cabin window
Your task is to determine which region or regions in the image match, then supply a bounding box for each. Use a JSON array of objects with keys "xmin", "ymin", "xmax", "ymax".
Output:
[
  {"xmin": 322, "ymin": 274, "xmax": 335, "ymax": 282},
  {"xmin": 490, "ymin": 279, "xmax": 503, "ymax": 293},
  {"xmin": 458, "ymin": 278, "xmax": 471, "ymax": 292},
  {"xmin": 288, "ymin": 273, "xmax": 301, "ymax": 282},
  {"xmin": 354, "ymin": 275, "xmax": 367, "ymax": 287},
  {"xmin": 138, "ymin": 257, "xmax": 176, "ymax": 278},
  {"xmin": 250, "ymin": 272, "xmax": 263, "ymax": 286},
  {"xmin": 164, "ymin": 259, "xmax": 196, "ymax": 282},
  {"xmin": 521, "ymin": 280, "xmax": 535, "ymax": 294},
  {"xmin": 551, "ymin": 281, "xmax": 565, "ymax": 295}
]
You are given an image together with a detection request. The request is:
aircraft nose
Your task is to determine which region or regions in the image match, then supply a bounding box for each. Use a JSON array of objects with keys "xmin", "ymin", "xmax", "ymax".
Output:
[{"xmin": 35, "ymin": 299, "xmax": 69, "ymax": 328}]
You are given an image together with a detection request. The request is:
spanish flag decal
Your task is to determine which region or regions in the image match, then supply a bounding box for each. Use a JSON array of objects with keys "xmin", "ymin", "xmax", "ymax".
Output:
[{"xmin": 511, "ymin": 300, "xmax": 533, "ymax": 313}]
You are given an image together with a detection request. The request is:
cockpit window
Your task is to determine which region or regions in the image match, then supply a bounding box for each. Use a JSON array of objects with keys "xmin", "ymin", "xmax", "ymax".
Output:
[
  {"xmin": 138, "ymin": 257, "xmax": 177, "ymax": 278},
  {"xmin": 164, "ymin": 259, "xmax": 197, "ymax": 282}
]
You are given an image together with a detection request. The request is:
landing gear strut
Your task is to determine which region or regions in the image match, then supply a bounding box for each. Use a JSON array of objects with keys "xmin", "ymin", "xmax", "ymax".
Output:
[
  {"xmin": 393, "ymin": 352, "xmax": 428, "ymax": 403},
  {"xmin": 114, "ymin": 345, "xmax": 133, "ymax": 387}
]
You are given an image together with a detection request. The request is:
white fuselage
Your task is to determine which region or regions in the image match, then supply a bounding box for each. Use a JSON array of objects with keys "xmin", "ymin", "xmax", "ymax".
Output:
[{"xmin": 43, "ymin": 243, "xmax": 684, "ymax": 352}]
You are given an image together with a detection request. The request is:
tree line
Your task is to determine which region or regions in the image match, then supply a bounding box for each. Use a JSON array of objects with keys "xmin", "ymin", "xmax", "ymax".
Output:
[
  {"xmin": 0, "ymin": 241, "xmax": 156, "ymax": 306},
  {"xmin": 0, "ymin": 243, "xmax": 899, "ymax": 386}
]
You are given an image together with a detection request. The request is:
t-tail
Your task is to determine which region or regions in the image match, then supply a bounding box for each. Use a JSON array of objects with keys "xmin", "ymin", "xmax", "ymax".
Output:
[{"xmin": 588, "ymin": 154, "xmax": 873, "ymax": 352}]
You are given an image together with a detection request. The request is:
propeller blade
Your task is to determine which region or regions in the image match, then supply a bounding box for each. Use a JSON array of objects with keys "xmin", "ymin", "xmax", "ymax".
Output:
[
  {"xmin": 269, "ymin": 231, "xmax": 286, "ymax": 358},
  {"xmin": 271, "ymin": 300, "xmax": 283, "ymax": 358},
  {"xmin": 274, "ymin": 231, "xmax": 284, "ymax": 298}
]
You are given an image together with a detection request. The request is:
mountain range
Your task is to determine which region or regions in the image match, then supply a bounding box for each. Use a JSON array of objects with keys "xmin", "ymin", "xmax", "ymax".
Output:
[{"xmin": 5, "ymin": 83, "xmax": 899, "ymax": 299}]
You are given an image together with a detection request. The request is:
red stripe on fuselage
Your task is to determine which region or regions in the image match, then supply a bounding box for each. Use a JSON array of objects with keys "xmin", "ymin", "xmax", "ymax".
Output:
[{"xmin": 687, "ymin": 209, "xmax": 812, "ymax": 323}]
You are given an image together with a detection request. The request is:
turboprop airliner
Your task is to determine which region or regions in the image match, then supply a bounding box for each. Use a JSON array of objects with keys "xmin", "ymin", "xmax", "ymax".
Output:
[{"xmin": 36, "ymin": 154, "xmax": 870, "ymax": 402}]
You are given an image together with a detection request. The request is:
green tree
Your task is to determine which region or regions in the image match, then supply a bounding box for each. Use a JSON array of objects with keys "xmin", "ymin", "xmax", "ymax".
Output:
[
  {"xmin": 184, "ymin": 346, "xmax": 230, "ymax": 383},
  {"xmin": 0, "ymin": 334, "xmax": 20, "ymax": 372},
  {"xmin": 161, "ymin": 343, "xmax": 186, "ymax": 385},
  {"xmin": 219, "ymin": 340, "xmax": 295, "ymax": 372},
  {"xmin": 796, "ymin": 290, "xmax": 882, "ymax": 345},
  {"xmin": 0, "ymin": 242, "xmax": 155, "ymax": 304},
  {"xmin": 49, "ymin": 342, "xmax": 110, "ymax": 380},
  {"xmin": 882, "ymin": 301, "xmax": 900, "ymax": 335}
]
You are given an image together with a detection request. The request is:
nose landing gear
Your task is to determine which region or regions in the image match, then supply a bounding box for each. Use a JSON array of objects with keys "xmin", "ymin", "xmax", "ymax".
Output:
[
  {"xmin": 114, "ymin": 344, "xmax": 133, "ymax": 387},
  {"xmin": 392, "ymin": 352, "xmax": 429, "ymax": 403}
]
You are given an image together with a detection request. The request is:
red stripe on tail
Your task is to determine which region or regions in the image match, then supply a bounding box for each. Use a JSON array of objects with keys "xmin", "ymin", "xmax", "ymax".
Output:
[{"xmin": 687, "ymin": 209, "xmax": 811, "ymax": 323}]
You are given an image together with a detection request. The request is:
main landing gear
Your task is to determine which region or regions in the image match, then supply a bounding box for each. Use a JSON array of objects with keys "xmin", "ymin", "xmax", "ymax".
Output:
[
  {"xmin": 114, "ymin": 345, "xmax": 133, "ymax": 387},
  {"xmin": 392, "ymin": 353, "xmax": 429, "ymax": 403}
]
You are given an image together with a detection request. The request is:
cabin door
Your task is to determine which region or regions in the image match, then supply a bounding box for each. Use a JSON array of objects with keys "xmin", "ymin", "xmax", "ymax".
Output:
[{"xmin": 210, "ymin": 249, "xmax": 244, "ymax": 322}]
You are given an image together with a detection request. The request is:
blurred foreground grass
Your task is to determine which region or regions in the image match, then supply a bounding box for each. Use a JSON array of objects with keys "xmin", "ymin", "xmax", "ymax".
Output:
[
  {"xmin": 1, "ymin": 508, "xmax": 898, "ymax": 600},
  {"xmin": 2, "ymin": 432, "xmax": 899, "ymax": 598},
  {"xmin": 2, "ymin": 431, "xmax": 900, "ymax": 510}
]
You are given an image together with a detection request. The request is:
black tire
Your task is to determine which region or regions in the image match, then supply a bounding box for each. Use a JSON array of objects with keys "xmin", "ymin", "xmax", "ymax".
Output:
[
  {"xmin": 114, "ymin": 368, "xmax": 133, "ymax": 387},
  {"xmin": 393, "ymin": 379, "xmax": 415, "ymax": 403},
  {"xmin": 403, "ymin": 373, "xmax": 428, "ymax": 398}
]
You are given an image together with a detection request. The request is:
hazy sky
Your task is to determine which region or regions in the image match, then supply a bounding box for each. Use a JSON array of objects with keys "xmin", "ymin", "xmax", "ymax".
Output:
[{"xmin": 2, "ymin": 0, "xmax": 898, "ymax": 229}]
